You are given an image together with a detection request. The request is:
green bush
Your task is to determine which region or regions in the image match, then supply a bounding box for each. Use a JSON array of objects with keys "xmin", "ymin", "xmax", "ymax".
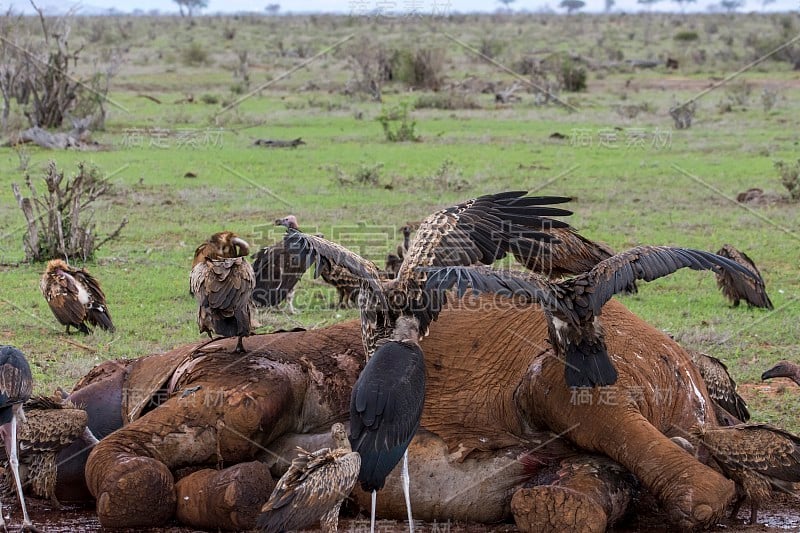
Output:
[
  {"xmin": 674, "ymin": 31, "xmax": 700, "ymax": 42},
  {"xmin": 774, "ymin": 159, "xmax": 800, "ymax": 201},
  {"xmin": 558, "ymin": 57, "xmax": 587, "ymax": 92},
  {"xmin": 182, "ymin": 41, "xmax": 209, "ymax": 66},
  {"xmin": 377, "ymin": 103, "xmax": 420, "ymax": 142},
  {"xmin": 414, "ymin": 92, "xmax": 481, "ymax": 110}
]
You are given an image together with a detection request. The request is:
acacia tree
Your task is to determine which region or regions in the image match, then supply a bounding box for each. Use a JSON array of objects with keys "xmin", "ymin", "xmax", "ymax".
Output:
[
  {"xmin": 673, "ymin": 0, "xmax": 697, "ymax": 11},
  {"xmin": 174, "ymin": 0, "xmax": 208, "ymax": 17},
  {"xmin": 559, "ymin": 0, "xmax": 586, "ymax": 13},
  {"xmin": 720, "ymin": 0, "xmax": 745, "ymax": 10}
]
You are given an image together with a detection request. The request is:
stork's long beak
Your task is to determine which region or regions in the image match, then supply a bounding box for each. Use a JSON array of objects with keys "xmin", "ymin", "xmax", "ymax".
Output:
[{"xmin": 231, "ymin": 237, "xmax": 250, "ymax": 257}]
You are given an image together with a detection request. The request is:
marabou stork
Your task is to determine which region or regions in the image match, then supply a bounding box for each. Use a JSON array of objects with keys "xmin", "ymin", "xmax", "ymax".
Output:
[
  {"xmin": 40, "ymin": 259, "xmax": 114, "ymax": 334},
  {"xmin": 257, "ymin": 422, "xmax": 360, "ymax": 533},
  {"xmin": 283, "ymin": 190, "xmax": 574, "ymax": 532},
  {"xmin": 0, "ymin": 346, "xmax": 37, "ymax": 532},
  {"xmin": 423, "ymin": 245, "xmax": 760, "ymax": 387}
]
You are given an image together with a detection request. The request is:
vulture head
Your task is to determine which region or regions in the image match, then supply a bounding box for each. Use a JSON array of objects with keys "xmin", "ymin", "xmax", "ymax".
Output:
[
  {"xmin": 45, "ymin": 258, "xmax": 70, "ymax": 275},
  {"xmin": 275, "ymin": 215, "xmax": 299, "ymax": 230},
  {"xmin": 761, "ymin": 360, "xmax": 800, "ymax": 385},
  {"xmin": 193, "ymin": 231, "xmax": 250, "ymax": 265}
]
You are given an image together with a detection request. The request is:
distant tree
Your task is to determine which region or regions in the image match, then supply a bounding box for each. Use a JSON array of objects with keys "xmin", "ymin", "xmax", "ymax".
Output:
[
  {"xmin": 559, "ymin": 0, "xmax": 586, "ymax": 13},
  {"xmin": 605, "ymin": 0, "xmax": 616, "ymax": 11},
  {"xmin": 673, "ymin": 0, "xmax": 697, "ymax": 12},
  {"xmin": 637, "ymin": 0, "xmax": 663, "ymax": 9},
  {"xmin": 761, "ymin": 0, "xmax": 775, "ymax": 5},
  {"xmin": 720, "ymin": 0, "xmax": 744, "ymax": 10},
  {"xmin": 498, "ymin": 0, "xmax": 516, "ymax": 9},
  {"xmin": 173, "ymin": 0, "xmax": 208, "ymax": 17},
  {"xmin": 265, "ymin": 3, "xmax": 281, "ymax": 14}
]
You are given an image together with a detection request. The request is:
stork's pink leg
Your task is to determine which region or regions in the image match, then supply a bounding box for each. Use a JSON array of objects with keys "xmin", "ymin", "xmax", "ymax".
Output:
[{"xmin": 9, "ymin": 405, "xmax": 38, "ymax": 533}]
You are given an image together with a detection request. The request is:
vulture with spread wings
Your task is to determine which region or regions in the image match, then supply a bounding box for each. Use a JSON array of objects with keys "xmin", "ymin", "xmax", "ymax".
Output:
[
  {"xmin": 190, "ymin": 231, "xmax": 255, "ymax": 353},
  {"xmin": 424, "ymin": 246, "xmax": 758, "ymax": 388},
  {"xmin": 283, "ymin": 191, "xmax": 573, "ymax": 533}
]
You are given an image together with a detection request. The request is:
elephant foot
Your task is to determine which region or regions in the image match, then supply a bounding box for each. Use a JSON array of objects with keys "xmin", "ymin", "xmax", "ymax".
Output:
[
  {"xmin": 94, "ymin": 456, "xmax": 176, "ymax": 528},
  {"xmin": 175, "ymin": 461, "xmax": 274, "ymax": 530},
  {"xmin": 512, "ymin": 485, "xmax": 608, "ymax": 533}
]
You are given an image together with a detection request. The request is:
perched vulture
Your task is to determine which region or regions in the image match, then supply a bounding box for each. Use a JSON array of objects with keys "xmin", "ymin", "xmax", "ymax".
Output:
[
  {"xmin": 190, "ymin": 231, "xmax": 255, "ymax": 353},
  {"xmin": 715, "ymin": 244, "xmax": 773, "ymax": 309},
  {"xmin": 762, "ymin": 360, "xmax": 800, "ymax": 386},
  {"xmin": 691, "ymin": 423, "xmax": 800, "ymax": 525},
  {"xmin": 282, "ymin": 190, "xmax": 574, "ymax": 530},
  {"xmin": 686, "ymin": 349, "xmax": 750, "ymax": 425},
  {"xmin": 40, "ymin": 259, "xmax": 114, "ymax": 334},
  {"xmin": 256, "ymin": 423, "xmax": 360, "ymax": 533},
  {"xmin": 423, "ymin": 246, "xmax": 759, "ymax": 388}
]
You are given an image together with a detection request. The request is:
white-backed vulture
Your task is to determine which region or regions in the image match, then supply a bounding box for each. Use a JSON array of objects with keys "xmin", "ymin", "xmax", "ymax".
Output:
[
  {"xmin": 715, "ymin": 244, "xmax": 773, "ymax": 309},
  {"xmin": 40, "ymin": 260, "xmax": 114, "ymax": 334}
]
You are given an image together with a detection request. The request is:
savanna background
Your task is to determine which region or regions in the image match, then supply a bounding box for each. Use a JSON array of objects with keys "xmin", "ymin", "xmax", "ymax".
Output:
[{"xmin": 0, "ymin": 2, "xmax": 798, "ymax": 516}]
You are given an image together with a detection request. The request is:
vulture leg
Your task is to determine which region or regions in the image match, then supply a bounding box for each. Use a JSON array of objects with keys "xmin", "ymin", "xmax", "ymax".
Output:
[
  {"xmin": 9, "ymin": 406, "xmax": 37, "ymax": 533},
  {"xmin": 64, "ymin": 325, "xmax": 70, "ymax": 334},
  {"xmin": 287, "ymin": 289, "xmax": 296, "ymax": 315},
  {"xmin": 748, "ymin": 501, "xmax": 758, "ymax": 525},
  {"xmin": 401, "ymin": 450, "xmax": 415, "ymax": 533},
  {"xmin": 320, "ymin": 501, "xmax": 342, "ymax": 533},
  {"xmin": 234, "ymin": 336, "xmax": 246, "ymax": 354}
]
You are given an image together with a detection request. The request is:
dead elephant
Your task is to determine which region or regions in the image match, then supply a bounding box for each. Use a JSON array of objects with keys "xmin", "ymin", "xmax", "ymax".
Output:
[{"xmin": 61, "ymin": 299, "xmax": 734, "ymax": 530}]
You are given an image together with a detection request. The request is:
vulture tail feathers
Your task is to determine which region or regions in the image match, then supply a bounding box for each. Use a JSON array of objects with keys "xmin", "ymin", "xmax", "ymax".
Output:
[{"xmin": 564, "ymin": 339, "xmax": 618, "ymax": 388}]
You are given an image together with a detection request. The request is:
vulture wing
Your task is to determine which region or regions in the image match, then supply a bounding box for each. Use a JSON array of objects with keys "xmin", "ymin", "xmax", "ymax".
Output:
[
  {"xmin": 191, "ymin": 258, "xmax": 255, "ymax": 338},
  {"xmin": 257, "ymin": 447, "xmax": 360, "ymax": 532},
  {"xmin": 698, "ymin": 424, "xmax": 800, "ymax": 484},
  {"xmin": 73, "ymin": 269, "xmax": 114, "ymax": 332},
  {"xmin": 715, "ymin": 244, "xmax": 773, "ymax": 309},
  {"xmin": 686, "ymin": 349, "xmax": 750, "ymax": 423},
  {"xmin": 251, "ymin": 243, "xmax": 305, "ymax": 307},
  {"xmin": 511, "ymin": 227, "xmax": 616, "ymax": 277},
  {"xmin": 40, "ymin": 271, "xmax": 87, "ymax": 330}
]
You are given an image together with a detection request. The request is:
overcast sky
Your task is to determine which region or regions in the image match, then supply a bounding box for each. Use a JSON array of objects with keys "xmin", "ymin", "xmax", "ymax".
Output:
[{"xmin": 3, "ymin": 0, "xmax": 797, "ymax": 14}]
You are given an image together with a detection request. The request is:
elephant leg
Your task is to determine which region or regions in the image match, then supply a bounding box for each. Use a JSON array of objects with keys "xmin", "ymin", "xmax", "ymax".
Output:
[
  {"xmin": 175, "ymin": 461, "xmax": 274, "ymax": 530},
  {"xmin": 511, "ymin": 454, "xmax": 637, "ymax": 533},
  {"xmin": 86, "ymin": 378, "xmax": 298, "ymax": 528},
  {"xmin": 590, "ymin": 411, "xmax": 735, "ymax": 529}
]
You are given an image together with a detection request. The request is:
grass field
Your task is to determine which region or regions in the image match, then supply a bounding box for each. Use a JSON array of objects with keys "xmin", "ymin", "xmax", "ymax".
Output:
[{"xmin": 0, "ymin": 11, "xmax": 798, "ymax": 433}]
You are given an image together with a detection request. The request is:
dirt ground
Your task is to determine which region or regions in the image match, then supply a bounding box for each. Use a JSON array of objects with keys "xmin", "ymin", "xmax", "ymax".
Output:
[{"xmin": 14, "ymin": 492, "xmax": 799, "ymax": 532}]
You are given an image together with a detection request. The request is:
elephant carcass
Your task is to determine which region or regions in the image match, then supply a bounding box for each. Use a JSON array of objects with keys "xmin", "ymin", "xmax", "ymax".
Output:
[{"xmin": 80, "ymin": 298, "xmax": 734, "ymax": 530}]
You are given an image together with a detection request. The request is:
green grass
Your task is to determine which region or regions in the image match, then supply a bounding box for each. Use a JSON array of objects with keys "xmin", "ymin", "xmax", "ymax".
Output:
[{"xmin": 0, "ymin": 12, "xmax": 798, "ymax": 433}]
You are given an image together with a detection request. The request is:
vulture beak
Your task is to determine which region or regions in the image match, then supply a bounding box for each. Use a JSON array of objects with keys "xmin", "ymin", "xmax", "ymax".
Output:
[
  {"xmin": 231, "ymin": 237, "xmax": 250, "ymax": 257},
  {"xmin": 761, "ymin": 364, "xmax": 787, "ymax": 381}
]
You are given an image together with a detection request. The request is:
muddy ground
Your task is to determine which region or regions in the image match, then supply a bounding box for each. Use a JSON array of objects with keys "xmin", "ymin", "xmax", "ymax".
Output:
[{"xmin": 14, "ymin": 492, "xmax": 798, "ymax": 532}]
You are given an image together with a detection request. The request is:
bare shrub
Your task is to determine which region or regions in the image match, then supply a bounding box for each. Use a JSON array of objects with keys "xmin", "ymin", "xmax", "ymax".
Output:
[
  {"xmin": 11, "ymin": 161, "xmax": 127, "ymax": 262},
  {"xmin": 342, "ymin": 37, "xmax": 392, "ymax": 101},
  {"xmin": 182, "ymin": 41, "xmax": 209, "ymax": 66},
  {"xmin": 394, "ymin": 47, "xmax": 445, "ymax": 91},
  {"xmin": 761, "ymin": 87, "xmax": 778, "ymax": 113},
  {"xmin": 669, "ymin": 101, "xmax": 696, "ymax": 129},
  {"xmin": 377, "ymin": 103, "xmax": 420, "ymax": 142}
]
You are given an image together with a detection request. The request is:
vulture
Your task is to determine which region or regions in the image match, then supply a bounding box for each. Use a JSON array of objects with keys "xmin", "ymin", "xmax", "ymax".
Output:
[
  {"xmin": 384, "ymin": 225, "xmax": 412, "ymax": 278},
  {"xmin": 423, "ymin": 245, "xmax": 759, "ymax": 388},
  {"xmin": 282, "ymin": 190, "xmax": 574, "ymax": 532},
  {"xmin": 190, "ymin": 231, "xmax": 255, "ymax": 353},
  {"xmin": 40, "ymin": 259, "xmax": 114, "ymax": 334},
  {"xmin": 762, "ymin": 360, "xmax": 800, "ymax": 386},
  {"xmin": 250, "ymin": 216, "xmax": 310, "ymax": 314},
  {"xmin": 686, "ymin": 349, "xmax": 750, "ymax": 425},
  {"xmin": 715, "ymin": 244, "xmax": 773, "ymax": 309},
  {"xmin": 257, "ymin": 422, "xmax": 360, "ymax": 533},
  {"xmin": 1, "ymin": 396, "xmax": 96, "ymax": 508},
  {"xmin": 690, "ymin": 423, "xmax": 800, "ymax": 525},
  {"xmin": 252, "ymin": 215, "xmax": 362, "ymax": 311},
  {"xmin": 0, "ymin": 346, "xmax": 36, "ymax": 532}
]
